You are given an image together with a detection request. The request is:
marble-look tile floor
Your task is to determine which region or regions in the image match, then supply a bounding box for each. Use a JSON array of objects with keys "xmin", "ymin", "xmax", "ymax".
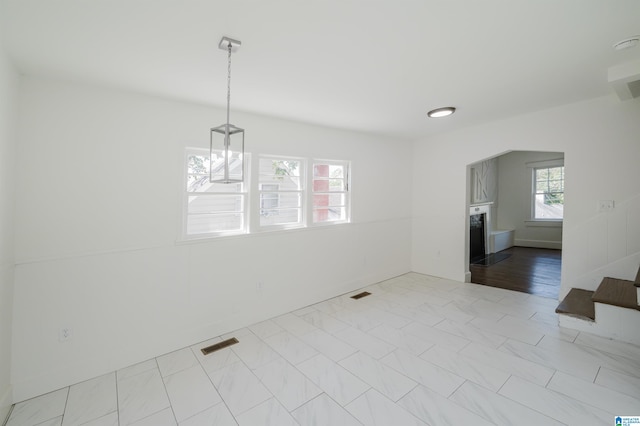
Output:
[{"xmin": 6, "ymin": 273, "xmax": 640, "ymax": 426}]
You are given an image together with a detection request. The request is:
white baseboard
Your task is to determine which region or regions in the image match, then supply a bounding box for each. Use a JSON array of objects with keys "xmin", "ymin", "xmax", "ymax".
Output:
[{"xmin": 514, "ymin": 239, "xmax": 562, "ymax": 250}]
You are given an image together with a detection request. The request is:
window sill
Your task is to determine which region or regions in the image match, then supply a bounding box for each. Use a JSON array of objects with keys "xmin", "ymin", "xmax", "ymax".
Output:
[
  {"xmin": 255, "ymin": 224, "xmax": 306, "ymax": 233},
  {"xmin": 525, "ymin": 220, "xmax": 563, "ymax": 228}
]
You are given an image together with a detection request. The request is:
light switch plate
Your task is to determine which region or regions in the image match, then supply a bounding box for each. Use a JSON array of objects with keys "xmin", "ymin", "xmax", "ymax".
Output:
[{"xmin": 598, "ymin": 200, "xmax": 615, "ymax": 212}]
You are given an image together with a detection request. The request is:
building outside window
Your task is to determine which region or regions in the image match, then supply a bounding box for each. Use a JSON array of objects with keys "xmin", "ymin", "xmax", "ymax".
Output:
[
  {"xmin": 312, "ymin": 161, "xmax": 350, "ymax": 224},
  {"xmin": 258, "ymin": 157, "xmax": 304, "ymax": 228},
  {"xmin": 184, "ymin": 148, "xmax": 248, "ymax": 237},
  {"xmin": 259, "ymin": 183, "xmax": 279, "ymax": 216}
]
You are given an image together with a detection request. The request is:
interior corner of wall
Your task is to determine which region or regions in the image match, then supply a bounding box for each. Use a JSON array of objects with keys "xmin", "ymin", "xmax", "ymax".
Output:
[{"xmin": 0, "ymin": 383, "xmax": 13, "ymax": 425}]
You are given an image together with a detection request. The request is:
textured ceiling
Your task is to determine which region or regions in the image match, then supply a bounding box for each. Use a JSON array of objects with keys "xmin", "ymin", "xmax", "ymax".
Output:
[{"xmin": 2, "ymin": 0, "xmax": 639, "ymax": 140}]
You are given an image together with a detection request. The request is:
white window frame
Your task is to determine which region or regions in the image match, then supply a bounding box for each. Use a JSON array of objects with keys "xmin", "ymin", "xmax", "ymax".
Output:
[
  {"xmin": 182, "ymin": 147, "xmax": 250, "ymax": 239},
  {"xmin": 527, "ymin": 158, "xmax": 564, "ymax": 223},
  {"xmin": 309, "ymin": 159, "xmax": 351, "ymax": 226},
  {"xmin": 255, "ymin": 155, "xmax": 306, "ymax": 231}
]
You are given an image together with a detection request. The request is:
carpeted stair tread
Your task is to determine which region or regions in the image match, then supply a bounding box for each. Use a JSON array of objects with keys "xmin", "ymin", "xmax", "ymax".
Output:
[
  {"xmin": 555, "ymin": 288, "xmax": 595, "ymax": 321},
  {"xmin": 592, "ymin": 277, "xmax": 639, "ymax": 310}
]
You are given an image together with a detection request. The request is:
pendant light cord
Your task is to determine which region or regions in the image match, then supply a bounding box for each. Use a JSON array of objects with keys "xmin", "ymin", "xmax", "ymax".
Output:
[{"xmin": 226, "ymin": 42, "xmax": 232, "ymax": 128}]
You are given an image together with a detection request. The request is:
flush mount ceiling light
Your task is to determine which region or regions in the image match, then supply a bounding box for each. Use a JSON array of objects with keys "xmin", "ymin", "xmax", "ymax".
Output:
[
  {"xmin": 427, "ymin": 107, "xmax": 456, "ymax": 118},
  {"xmin": 613, "ymin": 36, "xmax": 640, "ymax": 51},
  {"xmin": 210, "ymin": 36, "xmax": 244, "ymax": 183}
]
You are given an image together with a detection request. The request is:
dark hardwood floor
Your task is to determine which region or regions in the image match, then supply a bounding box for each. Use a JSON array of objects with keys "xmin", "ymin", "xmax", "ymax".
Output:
[{"xmin": 470, "ymin": 247, "xmax": 561, "ymax": 299}]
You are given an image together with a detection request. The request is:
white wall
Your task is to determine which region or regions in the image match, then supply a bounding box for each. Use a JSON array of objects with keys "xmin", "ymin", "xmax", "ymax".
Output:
[
  {"xmin": 412, "ymin": 95, "xmax": 640, "ymax": 292},
  {"xmin": 0, "ymin": 29, "xmax": 18, "ymax": 422},
  {"xmin": 496, "ymin": 151, "xmax": 564, "ymax": 249},
  {"xmin": 11, "ymin": 77, "xmax": 413, "ymax": 401}
]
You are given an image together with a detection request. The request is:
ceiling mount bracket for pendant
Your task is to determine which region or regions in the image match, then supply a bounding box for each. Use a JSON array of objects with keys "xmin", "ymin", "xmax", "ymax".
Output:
[{"xmin": 218, "ymin": 36, "xmax": 241, "ymax": 53}]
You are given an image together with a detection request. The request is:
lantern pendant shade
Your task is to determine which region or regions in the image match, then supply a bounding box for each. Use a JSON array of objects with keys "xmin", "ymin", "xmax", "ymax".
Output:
[{"xmin": 210, "ymin": 123, "xmax": 244, "ymax": 183}]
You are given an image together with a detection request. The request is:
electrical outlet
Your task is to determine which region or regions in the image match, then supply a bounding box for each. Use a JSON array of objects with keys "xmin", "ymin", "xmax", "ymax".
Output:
[
  {"xmin": 598, "ymin": 200, "xmax": 615, "ymax": 212},
  {"xmin": 59, "ymin": 327, "xmax": 73, "ymax": 342}
]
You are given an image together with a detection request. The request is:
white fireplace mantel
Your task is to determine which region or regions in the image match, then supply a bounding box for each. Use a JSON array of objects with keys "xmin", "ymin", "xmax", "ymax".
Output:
[{"xmin": 470, "ymin": 203, "xmax": 492, "ymax": 255}]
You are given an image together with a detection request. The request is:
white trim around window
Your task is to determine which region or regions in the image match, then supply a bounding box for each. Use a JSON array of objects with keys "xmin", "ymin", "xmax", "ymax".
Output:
[{"xmin": 182, "ymin": 149, "xmax": 351, "ymax": 240}]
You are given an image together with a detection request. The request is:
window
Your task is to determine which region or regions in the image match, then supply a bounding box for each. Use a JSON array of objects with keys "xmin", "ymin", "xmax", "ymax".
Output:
[
  {"xmin": 312, "ymin": 161, "xmax": 350, "ymax": 224},
  {"xmin": 183, "ymin": 150, "xmax": 351, "ymax": 239},
  {"xmin": 258, "ymin": 157, "xmax": 304, "ymax": 228},
  {"xmin": 533, "ymin": 165, "xmax": 564, "ymax": 220},
  {"xmin": 184, "ymin": 149, "xmax": 248, "ymax": 237}
]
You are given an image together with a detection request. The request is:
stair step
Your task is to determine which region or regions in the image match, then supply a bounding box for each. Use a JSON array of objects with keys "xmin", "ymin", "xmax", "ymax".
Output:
[
  {"xmin": 592, "ymin": 277, "xmax": 639, "ymax": 310},
  {"xmin": 635, "ymin": 266, "xmax": 640, "ymax": 287},
  {"xmin": 555, "ymin": 288, "xmax": 595, "ymax": 321}
]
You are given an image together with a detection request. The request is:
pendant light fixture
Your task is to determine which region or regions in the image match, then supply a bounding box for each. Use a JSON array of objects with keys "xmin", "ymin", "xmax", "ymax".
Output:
[{"xmin": 210, "ymin": 36, "xmax": 244, "ymax": 183}]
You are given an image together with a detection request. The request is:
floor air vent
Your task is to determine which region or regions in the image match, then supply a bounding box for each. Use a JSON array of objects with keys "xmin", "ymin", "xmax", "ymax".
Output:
[
  {"xmin": 350, "ymin": 291, "xmax": 371, "ymax": 300},
  {"xmin": 201, "ymin": 337, "xmax": 239, "ymax": 355}
]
